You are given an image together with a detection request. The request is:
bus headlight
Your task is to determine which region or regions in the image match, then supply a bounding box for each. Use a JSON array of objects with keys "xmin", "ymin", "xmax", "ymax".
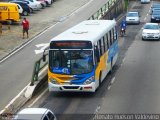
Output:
[
  {"xmin": 83, "ymin": 76, "xmax": 94, "ymax": 85},
  {"xmin": 50, "ymin": 78, "xmax": 58, "ymax": 84}
]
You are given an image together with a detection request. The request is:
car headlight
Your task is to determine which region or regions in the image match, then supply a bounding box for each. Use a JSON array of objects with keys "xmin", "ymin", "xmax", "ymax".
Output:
[
  {"xmin": 154, "ymin": 33, "xmax": 159, "ymax": 36},
  {"xmin": 49, "ymin": 77, "xmax": 58, "ymax": 84},
  {"xmin": 142, "ymin": 32, "xmax": 147, "ymax": 35},
  {"xmin": 152, "ymin": 16, "xmax": 155, "ymax": 19},
  {"xmin": 83, "ymin": 76, "xmax": 94, "ymax": 85}
]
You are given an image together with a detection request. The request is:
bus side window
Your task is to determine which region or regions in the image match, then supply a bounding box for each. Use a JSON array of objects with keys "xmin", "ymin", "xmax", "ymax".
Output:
[
  {"xmin": 104, "ymin": 34, "xmax": 108, "ymax": 51},
  {"xmin": 112, "ymin": 28, "xmax": 115, "ymax": 42},
  {"xmin": 100, "ymin": 38, "xmax": 104, "ymax": 55},
  {"xmin": 94, "ymin": 46, "xmax": 98, "ymax": 64},
  {"xmin": 95, "ymin": 45, "xmax": 100, "ymax": 62},
  {"xmin": 98, "ymin": 40, "xmax": 102, "ymax": 56},
  {"xmin": 102, "ymin": 36, "xmax": 106, "ymax": 52},
  {"xmin": 109, "ymin": 30, "xmax": 113, "ymax": 45},
  {"xmin": 43, "ymin": 116, "xmax": 48, "ymax": 120},
  {"xmin": 114, "ymin": 27, "xmax": 117, "ymax": 41},
  {"xmin": 107, "ymin": 33, "xmax": 110, "ymax": 48}
]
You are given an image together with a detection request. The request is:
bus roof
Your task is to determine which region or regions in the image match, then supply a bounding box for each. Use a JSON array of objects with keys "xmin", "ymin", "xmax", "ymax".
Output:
[{"xmin": 50, "ymin": 20, "xmax": 116, "ymax": 44}]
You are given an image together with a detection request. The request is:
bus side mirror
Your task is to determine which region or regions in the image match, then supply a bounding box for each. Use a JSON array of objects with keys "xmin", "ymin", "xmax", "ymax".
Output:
[{"xmin": 43, "ymin": 54, "xmax": 46, "ymax": 62}]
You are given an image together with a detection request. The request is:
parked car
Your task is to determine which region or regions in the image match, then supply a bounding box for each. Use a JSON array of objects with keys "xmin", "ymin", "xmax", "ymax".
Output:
[
  {"xmin": 142, "ymin": 23, "xmax": 160, "ymax": 40},
  {"xmin": 28, "ymin": 0, "xmax": 43, "ymax": 9},
  {"xmin": 16, "ymin": 3, "xmax": 23, "ymax": 15},
  {"xmin": 10, "ymin": 1, "xmax": 31, "ymax": 16},
  {"xmin": 44, "ymin": 0, "xmax": 53, "ymax": 5},
  {"xmin": 141, "ymin": 0, "xmax": 150, "ymax": 4},
  {"xmin": 126, "ymin": 11, "xmax": 140, "ymax": 24},
  {"xmin": 10, "ymin": 0, "xmax": 42, "ymax": 11},
  {"xmin": 37, "ymin": 0, "xmax": 47, "ymax": 8},
  {"xmin": 13, "ymin": 108, "xmax": 57, "ymax": 120},
  {"xmin": 151, "ymin": 11, "xmax": 160, "ymax": 22}
]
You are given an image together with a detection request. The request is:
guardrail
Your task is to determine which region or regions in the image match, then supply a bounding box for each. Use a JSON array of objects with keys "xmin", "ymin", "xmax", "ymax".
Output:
[
  {"xmin": 88, "ymin": 0, "xmax": 117, "ymax": 20},
  {"xmin": 31, "ymin": 0, "xmax": 128, "ymax": 86}
]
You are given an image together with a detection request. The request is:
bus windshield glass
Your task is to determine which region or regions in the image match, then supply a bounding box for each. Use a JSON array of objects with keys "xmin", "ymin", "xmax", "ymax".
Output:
[{"xmin": 49, "ymin": 50, "xmax": 93, "ymax": 75}]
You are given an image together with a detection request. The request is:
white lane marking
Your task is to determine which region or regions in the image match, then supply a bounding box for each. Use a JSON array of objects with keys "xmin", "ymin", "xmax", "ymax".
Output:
[
  {"xmin": 111, "ymin": 77, "xmax": 115, "ymax": 84},
  {"xmin": 93, "ymin": 105, "xmax": 101, "ymax": 120},
  {"xmin": 94, "ymin": 105, "xmax": 101, "ymax": 114},
  {"xmin": 28, "ymin": 88, "xmax": 48, "ymax": 108},
  {"xmin": 122, "ymin": 57, "xmax": 126, "ymax": 63},
  {"xmin": 107, "ymin": 85, "xmax": 111, "ymax": 90},
  {"xmin": 35, "ymin": 43, "xmax": 49, "ymax": 54},
  {"xmin": 0, "ymin": 82, "xmax": 31, "ymax": 114}
]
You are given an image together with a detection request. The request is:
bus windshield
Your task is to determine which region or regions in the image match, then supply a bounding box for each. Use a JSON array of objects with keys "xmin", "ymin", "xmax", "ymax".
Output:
[{"xmin": 49, "ymin": 50, "xmax": 93, "ymax": 75}]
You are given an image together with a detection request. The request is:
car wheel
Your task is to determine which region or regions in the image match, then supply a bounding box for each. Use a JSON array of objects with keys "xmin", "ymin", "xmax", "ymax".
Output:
[
  {"xmin": 30, "ymin": 8, "xmax": 33, "ymax": 13},
  {"xmin": 142, "ymin": 37, "xmax": 145, "ymax": 41},
  {"xmin": 23, "ymin": 11, "xmax": 28, "ymax": 16}
]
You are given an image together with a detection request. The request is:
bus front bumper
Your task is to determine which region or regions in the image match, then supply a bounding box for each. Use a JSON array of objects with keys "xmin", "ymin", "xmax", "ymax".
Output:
[{"xmin": 48, "ymin": 82, "xmax": 96, "ymax": 92}]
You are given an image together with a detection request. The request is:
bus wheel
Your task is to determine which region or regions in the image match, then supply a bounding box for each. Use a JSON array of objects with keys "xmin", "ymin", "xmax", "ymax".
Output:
[
  {"xmin": 109, "ymin": 59, "xmax": 113, "ymax": 74},
  {"xmin": 98, "ymin": 72, "xmax": 102, "ymax": 86},
  {"xmin": 96, "ymin": 73, "xmax": 102, "ymax": 91}
]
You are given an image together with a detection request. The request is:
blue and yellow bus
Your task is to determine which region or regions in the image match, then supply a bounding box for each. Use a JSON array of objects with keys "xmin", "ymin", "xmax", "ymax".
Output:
[{"xmin": 45, "ymin": 20, "xmax": 118, "ymax": 92}]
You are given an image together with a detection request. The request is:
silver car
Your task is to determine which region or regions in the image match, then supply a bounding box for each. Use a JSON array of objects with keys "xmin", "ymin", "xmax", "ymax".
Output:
[
  {"xmin": 126, "ymin": 12, "xmax": 140, "ymax": 24},
  {"xmin": 13, "ymin": 108, "xmax": 57, "ymax": 120}
]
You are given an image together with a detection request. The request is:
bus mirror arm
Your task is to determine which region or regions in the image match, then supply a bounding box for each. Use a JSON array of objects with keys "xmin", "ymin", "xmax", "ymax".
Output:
[
  {"xmin": 43, "ymin": 54, "xmax": 46, "ymax": 62},
  {"xmin": 42, "ymin": 47, "xmax": 49, "ymax": 62}
]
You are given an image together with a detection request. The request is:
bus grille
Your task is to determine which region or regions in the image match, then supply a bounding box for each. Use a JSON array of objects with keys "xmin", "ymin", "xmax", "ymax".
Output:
[{"xmin": 63, "ymin": 86, "xmax": 80, "ymax": 89}]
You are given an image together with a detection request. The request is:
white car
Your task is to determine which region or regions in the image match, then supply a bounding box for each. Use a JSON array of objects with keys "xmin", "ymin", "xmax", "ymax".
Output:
[
  {"xmin": 126, "ymin": 11, "xmax": 140, "ymax": 24},
  {"xmin": 27, "ymin": 0, "xmax": 43, "ymax": 9},
  {"xmin": 142, "ymin": 23, "xmax": 160, "ymax": 40},
  {"xmin": 141, "ymin": 0, "xmax": 150, "ymax": 4},
  {"xmin": 13, "ymin": 108, "xmax": 57, "ymax": 120},
  {"xmin": 11, "ymin": 0, "xmax": 42, "ymax": 11},
  {"xmin": 45, "ymin": 0, "xmax": 53, "ymax": 5},
  {"xmin": 16, "ymin": 4, "xmax": 23, "ymax": 15}
]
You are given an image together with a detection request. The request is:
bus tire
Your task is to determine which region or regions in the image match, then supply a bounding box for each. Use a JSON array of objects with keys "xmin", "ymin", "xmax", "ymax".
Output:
[
  {"xmin": 96, "ymin": 72, "xmax": 102, "ymax": 91},
  {"xmin": 98, "ymin": 72, "xmax": 102, "ymax": 86},
  {"xmin": 109, "ymin": 59, "xmax": 113, "ymax": 74}
]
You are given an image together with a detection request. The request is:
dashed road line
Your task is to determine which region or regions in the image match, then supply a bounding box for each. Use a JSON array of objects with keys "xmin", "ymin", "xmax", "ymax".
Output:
[
  {"xmin": 107, "ymin": 85, "xmax": 111, "ymax": 90},
  {"xmin": 122, "ymin": 57, "xmax": 126, "ymax": 63},
  {"xmin": 111, "ymin": 77, "xmax": 115, "ymax": 84}
]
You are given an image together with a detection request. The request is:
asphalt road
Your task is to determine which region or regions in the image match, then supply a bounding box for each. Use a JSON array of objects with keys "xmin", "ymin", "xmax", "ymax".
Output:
[
  {"xmin": 0, "ymin": 0, "xmax": 111, "ymax": 112},
  {"xmin": 24, "ymin": 1, "xmax": 160, "ymax": 120}
]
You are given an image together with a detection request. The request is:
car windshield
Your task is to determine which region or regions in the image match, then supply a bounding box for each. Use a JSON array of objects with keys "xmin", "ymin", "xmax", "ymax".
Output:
[
  {"xmin": 144, "ymin": 24, "xmax": 159, "ymax": 30},
  {"xmin": 127, "ymin": 12, "xmax": 138, "ymax": 17},
  {"xmin": 49, "ymin": 50, "xmax": 93, "ymax": 75}
]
